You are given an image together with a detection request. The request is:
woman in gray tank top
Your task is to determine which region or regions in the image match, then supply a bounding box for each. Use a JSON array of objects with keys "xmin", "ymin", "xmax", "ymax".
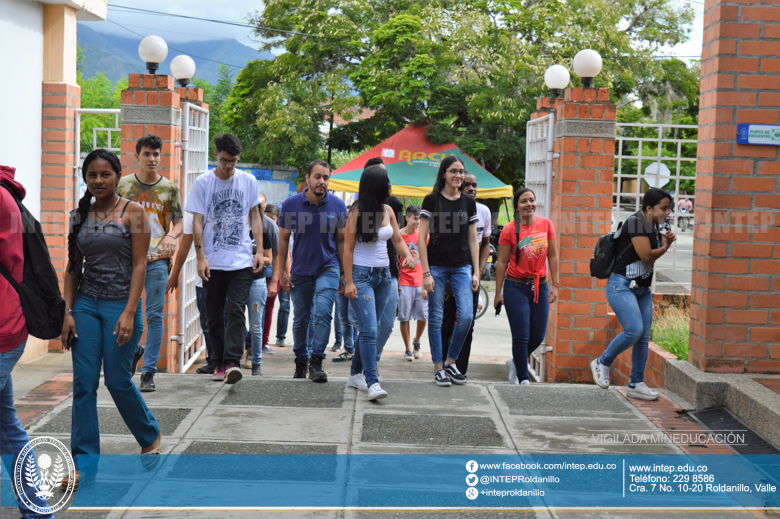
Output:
[{"xmin": 60, "ymin": 149, "xmax": 161, "ymax": 488}]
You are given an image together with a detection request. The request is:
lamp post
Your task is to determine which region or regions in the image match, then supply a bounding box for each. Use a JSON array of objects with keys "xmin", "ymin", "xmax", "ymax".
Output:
[
  {"xmin": 138, "ymin": 35, "xmax": 168, "ymax": 75},
  {"xmin": 171, "ymin": 55, "xmax": 196, "ymax": 87},
  {"xmin": 544, "ymin": 64, "xmax": 571, "ymax": 100},
  {"xmin": 573, "ymin": 49, "xmax": 602, "ymax": 88}
]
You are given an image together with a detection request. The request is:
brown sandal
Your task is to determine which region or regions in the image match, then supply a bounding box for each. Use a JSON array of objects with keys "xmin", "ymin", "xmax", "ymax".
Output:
[
  {"xmin": 141, "ymin": 433, "xmax": 162, "ymax": 470},
  {"xmin": 60, "ymin": 471, "xmax": 94, "ymax": 490}
]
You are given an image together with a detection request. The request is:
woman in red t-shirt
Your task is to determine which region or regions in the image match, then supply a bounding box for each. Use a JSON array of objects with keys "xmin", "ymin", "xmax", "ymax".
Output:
[{"xmin": 494, "ymin": 188, "xmax": 560, "ymax": 385}]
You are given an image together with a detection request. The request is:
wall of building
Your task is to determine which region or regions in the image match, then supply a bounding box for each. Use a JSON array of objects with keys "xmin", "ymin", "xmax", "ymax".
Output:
[{"xmin": 0, "ymin": 0, "xmax": 44, "ymax": 219}]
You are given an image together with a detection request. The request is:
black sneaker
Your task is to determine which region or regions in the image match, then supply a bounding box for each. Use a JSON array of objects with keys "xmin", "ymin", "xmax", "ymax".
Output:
[
  {"xmin": 293, "ymin": 360, "xmax": 308, "ymax": 379},
  {"xmin": 444, "ymin": 364, "xmax": 468, "ymax": 385},
  {"xmin": 139, "ymin": 372, "xmax": 156, "ymax": 392},
  {"xmin": 196, "ymin": 362, "xmax": 215, "ymax": 375},
  {"xmin": 435, "ymin": 370, "xmax": 451, "ymax": 387},
  {"xmin": 131, "ymin": 345, "xmax": 145, "ymax": 375},
  {"xmin": 251, "ymin": 365, "xmax": 263, "ymax": 376},
  {"xmin": 332, "ymin": 351, "xmax": 353, "ymax": 362},
  {"xmin": 308, "ymin": 357, "xmax": 328, "ymax": 383},
  {"xmin": 330, "ymin": 341, "xmax": 343, "ymax": 352}
]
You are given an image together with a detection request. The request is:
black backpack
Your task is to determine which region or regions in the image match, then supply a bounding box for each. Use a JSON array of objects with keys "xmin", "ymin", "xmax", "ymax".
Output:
[
  {"xmin": 589, "ymin": 221, "xmax": 634, "ymax": 279},
  {"xmin": 0, "ymin": 182, "xmax": 66, "ymax": 339}
]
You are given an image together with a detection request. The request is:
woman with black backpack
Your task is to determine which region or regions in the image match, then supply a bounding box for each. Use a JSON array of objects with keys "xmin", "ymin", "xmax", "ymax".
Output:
[
  {"xmin": 590, "ymin": 187, "xmax": 676, "ymax": 400},
  {"xmin": 60, "ymin": 149, "xmax": 161, "ymax": 488}
]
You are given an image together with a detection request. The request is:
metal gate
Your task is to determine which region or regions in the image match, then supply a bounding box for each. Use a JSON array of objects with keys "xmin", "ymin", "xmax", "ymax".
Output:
[
  {"xmin": 177, "ymin": 102, "xmax": 210, "ymax": 373},
  {"xmin": 73, "ymin": 108, "xmax": 121, "ymax": 202},
  {"xmin": 524, "ymin": 112, "xmax": 557, "ymax": 382},
  {"xmin": 613, "ymin": 123, "xmax": 697, "ymax": 294}
]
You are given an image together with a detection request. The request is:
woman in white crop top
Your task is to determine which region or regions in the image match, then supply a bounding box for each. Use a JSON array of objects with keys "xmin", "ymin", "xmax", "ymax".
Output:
[{"xmin": 344, "ymin": 165, "xmax": 415, "ymax": 401}]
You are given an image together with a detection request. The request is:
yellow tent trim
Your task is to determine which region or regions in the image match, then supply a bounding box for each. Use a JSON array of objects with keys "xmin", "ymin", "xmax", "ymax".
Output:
[{"xmin": 328, "ymin": 178, "xmax": 514, "ymax": 199}]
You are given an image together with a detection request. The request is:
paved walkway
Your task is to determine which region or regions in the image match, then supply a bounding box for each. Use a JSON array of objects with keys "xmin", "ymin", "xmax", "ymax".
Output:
[{"xmin": 4, "ymin": 346, "xmax": 763, "ymax": 519}]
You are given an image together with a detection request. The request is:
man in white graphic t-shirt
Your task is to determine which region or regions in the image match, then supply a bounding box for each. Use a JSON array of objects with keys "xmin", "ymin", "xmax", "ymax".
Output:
[{"xmin": 185, "ymin": 134, "xmax": 265, "ymax": 385}]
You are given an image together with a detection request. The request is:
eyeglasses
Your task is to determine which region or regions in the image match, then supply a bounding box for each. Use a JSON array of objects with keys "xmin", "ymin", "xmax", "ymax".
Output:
[
  {"xmin": 462, "ymin": 181, "xmax": 477, "ymax": 188},
  {"xmin": 446, "ymin": 169, "xmax": 466, "ymax": 176},
  {"xmin": 219, "ymin": 157, "xmax": 239, "ymax": 165}
]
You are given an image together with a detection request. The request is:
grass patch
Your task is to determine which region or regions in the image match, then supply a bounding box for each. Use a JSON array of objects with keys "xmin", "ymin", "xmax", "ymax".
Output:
[{"xmin": 652, "ymin": 307, "xmax": 689, "ymax": 361}]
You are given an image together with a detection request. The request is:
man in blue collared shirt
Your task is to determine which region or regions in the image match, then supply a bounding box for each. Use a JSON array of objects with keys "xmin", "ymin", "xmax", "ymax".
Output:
[{"xmin": 270, "ymin": 160, "xmax": 347, "ymax": 382}]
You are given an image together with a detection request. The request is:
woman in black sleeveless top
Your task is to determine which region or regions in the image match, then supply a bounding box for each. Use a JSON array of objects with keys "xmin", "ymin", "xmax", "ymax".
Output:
[{"xmin": 61, "ymin": 150, "xmax": 161, "ymax": 488}]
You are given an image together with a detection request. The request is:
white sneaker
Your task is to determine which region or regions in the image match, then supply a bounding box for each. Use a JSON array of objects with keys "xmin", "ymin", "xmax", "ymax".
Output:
[
  {"xmin": 506, "ymin": 358, "xmax": 519, "ymax": 385},
  {"xmin": 626, "ymin": 382, "xmax": 659, "ymax": 401},
  {"xmin": 347, "ymin": 373, "xmax": 368, "ymax": 391},
  {"xmin": 367, "ymin": 383, "xmax": 387, "ymax": 401},
  {"xmin": 520, "ymin": 379, "xmax": 530, "ymax": 386},
  {"xmin": 590, "ymin": 358, "xmax": 610, "ymax": 389}
]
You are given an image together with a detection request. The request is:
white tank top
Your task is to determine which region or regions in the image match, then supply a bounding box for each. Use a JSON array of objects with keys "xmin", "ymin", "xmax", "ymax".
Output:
[{"xmin": 353, "ymin": 208, "xmax": 392, "ymax": 267}]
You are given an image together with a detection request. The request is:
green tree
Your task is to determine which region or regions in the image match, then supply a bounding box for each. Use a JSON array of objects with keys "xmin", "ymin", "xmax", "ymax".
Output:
[{"xmin": 230, "ymin": 0, "xmax": 694, "ymax": 184}]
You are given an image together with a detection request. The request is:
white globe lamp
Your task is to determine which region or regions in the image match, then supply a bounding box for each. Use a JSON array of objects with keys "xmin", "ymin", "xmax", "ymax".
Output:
[
  {"xmin": 138, "ymin": 36, "xmax": 168, "ymax": 74},
  {"xmin": 573, "ymin": 49, "xmax": 603, "ymax": 88},
  {"xmin": 171, "ymin": 55, "xmax": 197, "ymax": 87},
  {"xmin": 544, "ymin": 65, "xmax": 570, "ymax": 98}
]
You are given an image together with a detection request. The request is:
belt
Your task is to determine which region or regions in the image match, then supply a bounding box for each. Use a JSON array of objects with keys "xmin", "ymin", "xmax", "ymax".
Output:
[{"xmin": 506, "ymin": 275, "xmax": 547, "ymax": 285}]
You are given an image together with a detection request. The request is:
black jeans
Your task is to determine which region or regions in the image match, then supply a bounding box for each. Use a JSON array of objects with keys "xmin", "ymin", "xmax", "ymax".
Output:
[
  {"xmin": 203, "ymin": 268, "xmax": 253, "ymax": 368},
  {"xmin": 441, "ymin": 287, "xmax": 479, "ymax": 374}
]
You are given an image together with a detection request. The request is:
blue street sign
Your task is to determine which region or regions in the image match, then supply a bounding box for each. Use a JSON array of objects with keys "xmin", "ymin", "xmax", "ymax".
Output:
[{"xmin": 736, "ymin": 124, "xmax": 780, "ymax": 146}]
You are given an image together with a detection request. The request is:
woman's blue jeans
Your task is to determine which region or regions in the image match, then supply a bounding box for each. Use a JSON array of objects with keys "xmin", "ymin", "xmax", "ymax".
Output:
[
  {"xmin": 349, "ymin": 266, "xmax": 393, "ymax": 387},
  {"xmin": 428, "ymin": 265, "xmax": 473, "ymax": 365},
  {"xmin": 503, "ymin": 281, "xmax": 549, "ymax": 383},
  {"xmin": 248, "ymin": 277, "xmax": 268, "ymax": 366},
  {"xmin": 71, "ymin": 294, "xmax": 160, "ymax": 473},
  {"xmin": 0, "ymin": 340, "xmax": 54, "ymax": 518},
  {"xmin": 599, "ymin": 273, "xmax": 653, "ymax": 385}
]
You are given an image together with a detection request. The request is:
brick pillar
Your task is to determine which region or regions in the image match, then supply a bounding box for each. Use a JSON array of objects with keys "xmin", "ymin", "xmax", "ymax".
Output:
[
  {"xmin": 689, "ymin": 0, "xmax": 780, "ymax": 373},
  {"xmin": 544, "ymin": 87, "xmax": 617, "ymax": 382},
  {"xmin": 120, "ymin": 74, "xmax": 183, "ymax": 372},
  {"xmin": 40, "ymin": 83, "xmax": 80, "ymax": 353}
]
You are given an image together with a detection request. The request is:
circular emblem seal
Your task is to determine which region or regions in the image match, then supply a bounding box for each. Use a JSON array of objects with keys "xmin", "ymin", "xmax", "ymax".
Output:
[{"xmin": 13, "ymin": 436, "xmax": 75, "ymax": 514}]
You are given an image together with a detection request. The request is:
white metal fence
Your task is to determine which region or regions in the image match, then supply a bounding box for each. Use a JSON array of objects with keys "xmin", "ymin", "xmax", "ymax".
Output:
[
  {"xmin": 524, "ymin": 113, "xmax": 557, "ymax": 382},
  {"xmin": 74, "ymin": 108, "xmax": 121, "ymax": 202},
  {"xmin": 613, "ymin": 123, "xmax": 697, "ymax": 294},
  {"xmin": 177, "ymin": 102, "xmax": 210, "ymax": 373}
]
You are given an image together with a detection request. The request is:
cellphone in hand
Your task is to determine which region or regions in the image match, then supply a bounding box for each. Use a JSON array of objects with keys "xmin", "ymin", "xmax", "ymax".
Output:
[
  {"xmin": 65, "ymin": 332, "xmax": 75, "ymax": 350},
  {"xmin": 495, "ymin": 302, "xmax": 503, "ymax": 316}
]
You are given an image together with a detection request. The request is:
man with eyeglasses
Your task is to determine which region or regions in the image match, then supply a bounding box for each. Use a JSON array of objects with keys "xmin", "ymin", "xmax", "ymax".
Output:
[
  {"xmin": 441, "ymin": 172, "xmax": 491, "ymax": 376},
  {"xmin": 185, "ymin": 133, "xmax": 266, "ymax": 385}
]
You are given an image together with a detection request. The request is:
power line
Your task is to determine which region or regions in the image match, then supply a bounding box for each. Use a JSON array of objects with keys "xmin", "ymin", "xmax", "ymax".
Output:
[
  {"xmin": 106, "ymin": 19, "xmax": 246, "ymax": 68},
  {"xmin": 110, "ymin": 20, "xmax": 261, "ymax": 46},
  {"xmin": 107, "ymin": 4, "xmax": 318, "ymax": 38}
]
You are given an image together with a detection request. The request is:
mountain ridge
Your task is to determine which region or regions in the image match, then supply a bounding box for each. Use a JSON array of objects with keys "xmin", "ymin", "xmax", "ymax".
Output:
[{"xmin": 77, "ymin": 23, "xmax": 272, "ymax": 84}]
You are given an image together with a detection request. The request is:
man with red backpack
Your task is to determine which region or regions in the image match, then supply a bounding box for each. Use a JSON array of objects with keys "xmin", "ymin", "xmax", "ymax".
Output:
[{"xmin": 0, "ymin": 165, "xmax": 54, "ymax": 518}]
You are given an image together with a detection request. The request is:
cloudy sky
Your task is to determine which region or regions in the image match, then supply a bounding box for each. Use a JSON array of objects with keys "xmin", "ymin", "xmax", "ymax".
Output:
[{"xmin": 83, "ymin": 0, "xmax": 704, "ymax": 59}]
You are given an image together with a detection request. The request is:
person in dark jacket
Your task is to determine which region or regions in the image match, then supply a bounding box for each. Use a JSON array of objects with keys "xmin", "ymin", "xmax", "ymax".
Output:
[{"xmin": 0, "ymin": 165, "xmax": 55, "ymax": 518}]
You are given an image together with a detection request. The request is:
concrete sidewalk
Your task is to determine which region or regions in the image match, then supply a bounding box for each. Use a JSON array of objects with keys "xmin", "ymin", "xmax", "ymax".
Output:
[{"xmin": 3, "ymin": 346, "xmax": 764, "ymax": 519}]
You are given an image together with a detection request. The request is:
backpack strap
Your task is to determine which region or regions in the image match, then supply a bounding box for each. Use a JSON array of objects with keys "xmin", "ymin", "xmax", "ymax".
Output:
[{"xmin": 0, "ymin": 181, "xmax": 23, "ymax": 295}]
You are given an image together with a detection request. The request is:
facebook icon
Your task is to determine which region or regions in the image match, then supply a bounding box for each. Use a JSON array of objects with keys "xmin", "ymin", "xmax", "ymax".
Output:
[{"xmin": 466, "ymin": 460, "xmax": 478, "ymax": 473}]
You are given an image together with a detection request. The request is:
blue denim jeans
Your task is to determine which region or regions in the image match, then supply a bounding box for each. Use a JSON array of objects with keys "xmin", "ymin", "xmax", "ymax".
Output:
[
  {"xmin": 337, "ymin": 292, "xmax": 356, "ymax": 354},
  {"xmin": 334, "ymin": 302, "xmax": 342, "ymax": 343},
  {"xmin": 348, "ymin": 266, "xmax": 393, "ymax": 387},
  {"xmin": 71, "ymin": 294, "xmax": 160, "ymax": 473},
  {"xmin": 503, "ymin": 281, "xmax": 550, "ymax": 383},
  {"xmin": 428, "ymin": 265, "xmax": 474, "ymax": 364},
  {"xmin": 142, "ymin": 259, "xmax": 169, "ymax": 374},
  {"xmin": 599, "ymin": 273, "xmax": 654, "ymax": 385},
  {"xmin": 0, "ymin": 341, "xmax": 54, "ymax": 519},
  {"xmin": 276, "ymin": 287, "xmax": 291, "ymax": 341},
  {"xmin": 195, "ymin": 285, "xmax": 212, "ymax": 363},
  {"xmin": 375, "ymin": 276, "xmax": 398, "ymax": 362},
  {"xmin": 291, "ymin": 267, "xmax": 340, "ymax": 362},
  {"xmin": 248, "ymin": 277, "xmax": 268, "ymax": 366}
]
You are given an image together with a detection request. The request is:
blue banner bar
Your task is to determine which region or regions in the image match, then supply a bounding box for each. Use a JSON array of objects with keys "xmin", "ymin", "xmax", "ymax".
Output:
[{"xmin": 3, "ymin": 454, "xmax": 779, "ymax": 509}]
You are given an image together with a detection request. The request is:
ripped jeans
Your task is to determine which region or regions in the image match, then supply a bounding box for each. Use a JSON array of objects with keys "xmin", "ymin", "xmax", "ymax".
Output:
[{"xmin": 348, "ymin": 265, "xmax": 393, "ymax": 388}]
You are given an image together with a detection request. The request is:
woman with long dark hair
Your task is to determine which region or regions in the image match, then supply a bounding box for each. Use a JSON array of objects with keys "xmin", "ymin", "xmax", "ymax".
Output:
[
  {"xmin": 418, "ymin": 156, "xmax": 480, "ymax": 387},
  {"xmin": 60, "ymin": 149, "xmax": 161, "ymax": 487},
  {"xmin": 494, "ymin": 188, "xmax": 559, "ymax": 385},
  {"xmin": 344, "ymin": 166, "xmax": 414, "ymax": 400},
  {"xmin": 591, "ymin": 187, "xmax": 675, "ymax": 400}
]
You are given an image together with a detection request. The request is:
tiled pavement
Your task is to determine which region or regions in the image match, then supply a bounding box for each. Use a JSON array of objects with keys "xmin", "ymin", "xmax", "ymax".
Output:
[{"xmin": 1, "ymin": 349, "xmax": 768, "ymax": 518}]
